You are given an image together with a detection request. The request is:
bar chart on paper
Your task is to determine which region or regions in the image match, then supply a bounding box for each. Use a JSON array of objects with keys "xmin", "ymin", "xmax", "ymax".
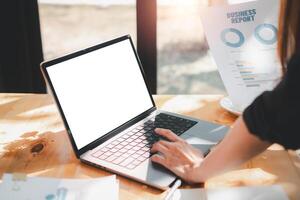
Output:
[{"xmin": 229, "ymin": 56, "xmax": 280, "ymax": 88}]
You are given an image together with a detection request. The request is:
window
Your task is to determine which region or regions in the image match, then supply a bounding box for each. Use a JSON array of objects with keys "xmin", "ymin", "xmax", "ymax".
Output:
[
  {"xmin": 39, "ymin": 0, "xmax": 229, "ymax": 95},
  {"xmin": 157, "ymin": 0, "xmax": 226, "ymax": 94},
  {"xmin": 38, "ymin": 0, "xmax": 136, "ymax": 60}
]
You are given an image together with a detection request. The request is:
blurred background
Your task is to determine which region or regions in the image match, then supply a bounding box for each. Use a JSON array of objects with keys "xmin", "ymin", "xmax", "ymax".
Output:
[
  {"xmin": 2, "ymin": 0, "xmax": 249, "ymax": 94},
  {"xmin": 38, "ymin": 0, "xmax": 226, "ymax": 95}
]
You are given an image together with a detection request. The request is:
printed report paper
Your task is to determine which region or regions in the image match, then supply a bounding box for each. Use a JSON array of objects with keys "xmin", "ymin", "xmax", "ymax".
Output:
[
  {"xmin": 0, "ymin": 173, "xmax": 119, "ymax": 200},
  {"xmin": 201, "ymin": 0, "xmax": 282, "ymax": 111}
]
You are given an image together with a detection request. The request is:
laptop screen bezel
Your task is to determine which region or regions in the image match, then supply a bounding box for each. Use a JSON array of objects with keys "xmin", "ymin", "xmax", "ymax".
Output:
[{"xmin": 40, "ymin": 35, "xmax": 156, "ymax": 158}]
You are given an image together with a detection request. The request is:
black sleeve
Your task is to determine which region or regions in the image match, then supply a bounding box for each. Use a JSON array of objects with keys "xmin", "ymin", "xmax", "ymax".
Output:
[{"xmin": 243, "ymin": 54, "xmax": 300, "ymax": 150}]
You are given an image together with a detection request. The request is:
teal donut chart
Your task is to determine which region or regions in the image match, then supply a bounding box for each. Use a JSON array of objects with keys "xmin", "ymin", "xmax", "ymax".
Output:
[
  {"xmin": 221, "ymin": 28, "xmax": 245, "ymax": 48},
  {"xmin": 254, "ymin": 23, "xmax": 278, "ymax": 45}
]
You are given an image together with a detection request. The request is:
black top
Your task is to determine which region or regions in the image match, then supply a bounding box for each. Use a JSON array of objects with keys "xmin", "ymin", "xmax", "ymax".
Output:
[{"xmin": 243, "ymin": 53, "xmax": 300, "ymax": 150}]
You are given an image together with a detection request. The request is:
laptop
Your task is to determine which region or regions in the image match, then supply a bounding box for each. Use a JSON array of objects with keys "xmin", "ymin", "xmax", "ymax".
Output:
[{"xmin": 40, "ymin": 35, "xmax": 229, "ymax": 190}]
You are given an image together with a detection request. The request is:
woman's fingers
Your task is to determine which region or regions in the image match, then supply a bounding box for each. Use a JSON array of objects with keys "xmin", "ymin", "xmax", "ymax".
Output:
[
  {"xmin": 154, "ymin": 128, "xmax": 182, "ymax": 142},
  {"xmin": 151, "ymin": 154, "xmax": 167, "ymax": 168},
  {"xmin": 151, "ymin": 141, "xmax": 170, "ymax": 155}
]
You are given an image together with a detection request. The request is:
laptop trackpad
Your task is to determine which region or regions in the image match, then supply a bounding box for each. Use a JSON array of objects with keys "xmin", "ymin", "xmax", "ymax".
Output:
[
  {"xmin": 141, "ymin": 159, "xmax": 176, "ymax": 189},
  {"xmin": 142, "ymin": 144, "xmax": 213, "ymax": 189},
  {"xmin": 184, "ymin": 136, "xmax": 216, "ymax": 156},
  {"xmin": 191, "ymin": 144, "xmax": 215, "ymax": 156},
  {"xmin": 142, "ymin": 138, "xmax": 214, "ymax": 189}
]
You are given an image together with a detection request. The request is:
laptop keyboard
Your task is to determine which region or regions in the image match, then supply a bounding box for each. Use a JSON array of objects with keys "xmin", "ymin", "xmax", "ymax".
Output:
[{"xmin": 91, "ymin": 113, "xmax": 197, "ymax": 170}]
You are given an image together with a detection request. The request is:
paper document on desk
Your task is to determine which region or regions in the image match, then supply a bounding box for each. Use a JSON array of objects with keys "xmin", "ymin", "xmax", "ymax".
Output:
[
  {"xmin": 171, "ymin": 185, "xmax": 289, "ymax": 200},
  {"xmin": 200, "ymin": 0, "xmax": 282, "ymax": 111},
  {"xmin": 0, "ymin": 173, "xmax": 119, "ymax": 200}
]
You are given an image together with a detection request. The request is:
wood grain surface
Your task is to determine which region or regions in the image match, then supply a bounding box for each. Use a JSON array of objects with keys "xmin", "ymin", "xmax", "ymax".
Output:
[{"xmin": 0, "ymin": 94, "xmax": 299, "ymax": 199}]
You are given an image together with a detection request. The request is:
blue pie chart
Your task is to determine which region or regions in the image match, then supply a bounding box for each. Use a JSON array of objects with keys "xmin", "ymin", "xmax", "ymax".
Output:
[
  {"xmin": 254, "ymin": 24, "xmax": 278, "ymax": 45},
  {"xmin": 221, "ymin": 28, "xmax": 245, "ymax": 48}
]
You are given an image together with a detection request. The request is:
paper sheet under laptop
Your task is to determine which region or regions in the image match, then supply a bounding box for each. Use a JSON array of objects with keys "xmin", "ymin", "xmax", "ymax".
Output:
[
  {"xmin": 171, "ymin": 185, "xmax": 289, "ymax": 200},
  {"xmin": 0, "ymin": 173, "xmax": 118, "ymax": 200},
  {"xmin": 200, "ymin": 0, "xmax": 282, "ymax": 111}
]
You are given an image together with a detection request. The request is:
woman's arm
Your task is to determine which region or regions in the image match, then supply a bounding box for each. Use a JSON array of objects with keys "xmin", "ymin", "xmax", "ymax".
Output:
[
  {"xmin": 195, "ymin": 117, "xmax": 271, "ymax": 182},
  {"xmin": 151, "ymin": 116, "xmax": 271, "ymax": 183}
]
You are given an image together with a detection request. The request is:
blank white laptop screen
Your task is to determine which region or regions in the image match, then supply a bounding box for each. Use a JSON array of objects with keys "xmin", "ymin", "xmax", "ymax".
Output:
[{"xmin": 46, "ymin": 39, "xmax": 153, "ymax": 149}]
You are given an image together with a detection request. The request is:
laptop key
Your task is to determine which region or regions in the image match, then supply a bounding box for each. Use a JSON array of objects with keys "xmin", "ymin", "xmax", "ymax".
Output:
[
  {"xmin": 131, "ymin": 135, "xmax": 139, "ymax": 139},
  {"xmin": 132, "ymin": 159, "xmax": 142, "ymax": 166},
  {"xmin": 131, "ymin": 154, "xmax": 140, "ymax": 159},
  {"xmin": 135, "ymin": 126, "xmax": 144, "ymax": 130},
  {"xmin": 92, "ymin": 150, "xmax": 105, "ymax": 157},
  {"xmin": 145, "ymin": 131, "xmax": 152, "ymax": 136},
  {"xmin": 142, "ymin": 140, "xmax": 148, "ymax": 144},
  {"xmin": 126, "ymin": 164, "xmax": 136, "ymax": 170},
  {"xmin": 145, "ymin": 143, "xmax": 153, "ymax": 148},
  {"xmin": 113, "ymin": 156, "xmax": 127, "ymax": 165},
  {"xmin": 135, "ymin": 132, "xmax": 143, "ymax": 136},
  {"xmin": 139, "ymin": 129, "xmax": 146, "ymax": 134},
  {"xmin": 124, "ymin": 144, "xmax": 134, "ymax": 150},
  {"xmin": 127, "ymin": 149, "xmax": 136, "ymax": 155},
  {"xmin": 127, "ymin": 138, "xmax": 134, "ymax": 143},
  {"xmin": 100, "ymin": 147, "xmax": 109, "ymax": 152},
  {"xmin": 137, "ymin": 156, "xmax": 147, "ymax": 162},
  {"xmin": 119, "ymin": 157, "xmax": 135, "ymax": 167},
  {"xmin": 144, "ymin": 127, "xmax": 152, "ymax": 131},
  {"xmin": 111, "ymin": 141, "xmax": 119, "ymax": 145},
  {"xmin": 104, "ymin": 151, "xmax": 113, "ymax": 157},
  {"xmin": 136, "ymin": 150, "xmax": 145, "ymax": 155},
  {"xmin": 127, "ymin": 131, "xmax": 135, "ymax": 136},
  {"xmin": 110, "ymin": 148, "xmax": 118, "ymax": 153},
  {"xmin": 117, "ymin": 137, "xmax": 125, "ymax": 142},
  {"xmin": 120, "ymin": 141, "xmax": 129, "ymax": 146},
  {"xmin": 131, "ymin": 129, "xmax": 139, "ymax": 133},
  {"xmin": 114, "ymin": 144, "xmax": 124, "ymax": 149},
  {"xmin": 105, "ymin": 144, "xmax": 115, "ymax": 149},
  {"xmin": 122, "ymin": 153, "xmax": 131, "ymax": 158},
  {"xmin": 113, "ymin": 152, "xmax": 122, "ymax": 157},
  {"xmin": 119, "ymin": 148, "xmax": 127, "ymax": 153},
  {"xmin": 145, "ymin": 120, "xmax": 152, "ymax": 125},
  {"xmin": 99, "ymin": 154, "xmax": 109, "ymax": 160},
  {"xmin": 130, "ymin": 142, "xmax": 138, "ymax": 146},
  {"xmin": 142, "ymin": 146, "xmax": 150, "ymax": 151},
  {"xmin": 142, "ymin": 152, "xmax": 150, "ymax": 158},
  {"xmin": 139, "ymin": 135, "xmax": 147, "ymax": 140},
  {"xmin": 134, "ymin": 138, "xmax": 142, "ymax": 143},
  {"xmin": 106, "ymin": 155, "xmax": 118, "ymax": 162},
  {"xmin": 122, "ymin": 134, "xmax": 130, "ymax": 139},
  {"xmin": 132, "ymin": 146, "xmax": 141, "ymax": 151}
]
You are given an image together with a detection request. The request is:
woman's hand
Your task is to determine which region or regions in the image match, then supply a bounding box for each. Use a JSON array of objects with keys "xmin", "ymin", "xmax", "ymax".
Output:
[{"xmin": 150, "ymin": 128, "xmax": 204, "ymax": 183}]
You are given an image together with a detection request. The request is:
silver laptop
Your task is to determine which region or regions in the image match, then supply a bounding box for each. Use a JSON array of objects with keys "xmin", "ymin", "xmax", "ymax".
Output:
[{"xmin": 41, "ymin": 35, "xmax": 228, "ymax": 190}]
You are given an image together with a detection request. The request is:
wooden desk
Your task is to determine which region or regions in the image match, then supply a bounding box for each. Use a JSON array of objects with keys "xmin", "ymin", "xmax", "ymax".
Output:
[{"xmin": 0, "ymin": 94, "xmax": 299, "ymax": 199}]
